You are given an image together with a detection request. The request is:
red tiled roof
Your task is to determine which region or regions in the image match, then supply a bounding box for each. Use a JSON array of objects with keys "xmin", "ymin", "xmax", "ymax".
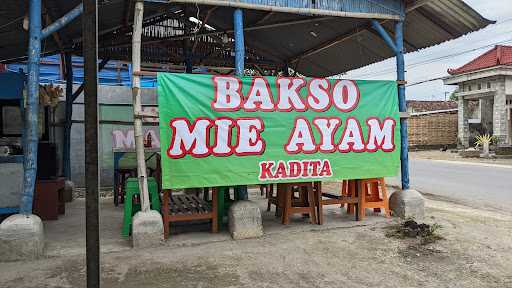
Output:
[
  {"xmin": 448, "ymin": 45, "xmax": 512, "ymax": 75},
  {"xmin": 407, "ymin": 100, "xmax": 458, "ymax": 112}
]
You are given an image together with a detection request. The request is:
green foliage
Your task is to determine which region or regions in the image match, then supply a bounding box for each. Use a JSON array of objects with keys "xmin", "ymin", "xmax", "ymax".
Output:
[
  {"xmin": 474, "ymin": 134, "xmax": 497, "ymax": 148},
  {"xmin": 449, "ymin": 91, "xmax": 458, "ymax": 101}
]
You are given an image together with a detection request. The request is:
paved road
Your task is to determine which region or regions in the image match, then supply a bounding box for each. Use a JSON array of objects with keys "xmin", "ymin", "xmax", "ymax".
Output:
[{"xmin": 388, "ymin": 159, "xmax": 512, "ymax": 212}]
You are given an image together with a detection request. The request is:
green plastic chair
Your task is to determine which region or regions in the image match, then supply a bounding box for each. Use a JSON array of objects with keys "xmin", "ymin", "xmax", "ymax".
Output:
[
  {"xmin": 208, "ymin": 186, "xmax": 245, "ymax": 229},
  {"xmin": 122, "ymin": 177, "xmax": 161, "ymax": 237}
]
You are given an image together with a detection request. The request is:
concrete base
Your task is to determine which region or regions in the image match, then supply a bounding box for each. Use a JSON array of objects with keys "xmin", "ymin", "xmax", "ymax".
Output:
[
  {"xmin": 0, "ymin": 214, "xmax": 44, "ymax": 261},
  {"xmin": 460, "ymin": 149, "xmax": 480, "ymax": 158},
  {"xmin": 131, "ymin": 210, "xmax": 163, "ymax": 248},
  {"xmin": 389, "ymin": 189, "xmax": 425, "ymax": 220},
  {"xmin": 229, "ymin": 200, "xmax": 263, "ymax": 240},
  {"xmin": 480, "ymin": 153, "xmax": 496, "ymax": 159}
]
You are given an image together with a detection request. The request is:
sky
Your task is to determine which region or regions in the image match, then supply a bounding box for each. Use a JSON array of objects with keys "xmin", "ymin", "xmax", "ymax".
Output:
[{"xmin": 344, "ymin": 0, "xmax": 512, "ymax": 101}]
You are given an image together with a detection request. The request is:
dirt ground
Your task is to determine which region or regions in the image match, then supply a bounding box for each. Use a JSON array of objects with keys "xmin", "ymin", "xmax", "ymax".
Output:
[
  {"xmin": 1, "ymin": 189, "xmax": 511, "ymax": 288},
  {"xmin": 410, "ymin": 150, "xmax": 512, "ymax": 166}
]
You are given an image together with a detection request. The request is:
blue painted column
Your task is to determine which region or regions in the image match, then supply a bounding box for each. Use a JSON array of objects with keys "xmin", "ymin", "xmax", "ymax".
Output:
[
  {"xmin": 20, "ymin": 0, "xmax": 42, "ymax": 214},
  {"xmin": 41, "ymin": 4, "xmax": 83, "ymax": 39},
  {"xmin": 395, "ymin": 20, "xmax": 410, "ymax": 190},
  {"xmin": 233, "ymin": 8, "xmax": 248, "ymax": 200},
  {"xmin": 234, "ymin": 9, "xmax": 245, "ymax": 76}
]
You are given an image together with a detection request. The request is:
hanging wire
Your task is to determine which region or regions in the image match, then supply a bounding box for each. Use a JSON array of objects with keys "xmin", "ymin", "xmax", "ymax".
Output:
[
  {"xmin": 191, "ymin": 3, "xmax": 201, "ymax": 34},
  {"xmin": 0, "ymin": 16, "xmax": 25, "ymax": 31},
  {"xmin": 354, "ymin": 37, "xmax": 512, "ymax": 79}
]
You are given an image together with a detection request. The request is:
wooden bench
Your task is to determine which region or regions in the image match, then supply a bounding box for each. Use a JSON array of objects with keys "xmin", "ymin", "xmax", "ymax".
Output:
[{"xmin": 162, "ymin": 188, "xmax": 218, "ymax": 239}]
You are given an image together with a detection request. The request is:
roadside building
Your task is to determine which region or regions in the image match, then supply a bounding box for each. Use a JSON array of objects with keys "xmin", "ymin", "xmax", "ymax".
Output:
[
  {"xmin": 406, "ymin": 101, "xmax": 458, "ymax": 149},
  {"xmin": 444, "ymin": 45, "xmax": 512, "ymax": 147}
]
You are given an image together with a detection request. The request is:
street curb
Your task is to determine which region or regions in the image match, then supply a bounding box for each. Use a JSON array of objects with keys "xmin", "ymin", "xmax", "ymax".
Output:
[{"xmin": 415, "ymin": 159, "xmax": 512, "ymax": 169}]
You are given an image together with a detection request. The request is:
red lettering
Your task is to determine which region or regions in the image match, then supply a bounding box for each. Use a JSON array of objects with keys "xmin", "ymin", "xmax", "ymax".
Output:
[
  {"xmin": 284, "ymin": 117, "xmax": 316, "ymax": 154},
  {"xmin": 365, "ymin": 117, "xmax": 396, "ymax": 152},
  {"xmin": 288, "ymin": 161, "xmax": 301, "ymax": 178},
  {"xmin": 276, "ymin": 77, "xmax": 307, "ymax": 112},
  {"xmin": 212, "ymin": 76, "xmax": 243, "ymax": 111},
  {"xmin": 331, "ymin": 80, "xmax": 360, "ymax": 112},
  {"xmin": 338, "ymin": 117, "xmax": 365, "ymax": 153},
  {"xmin": 309, "ymin": 160, "xmax": 321, "ymax": 177},
  {"xmin": 274, "ymin": 161, "xmax": 287, "ymax": 179},
  {"xmin": 259, "ymin": 161, "xmax": 275, "ymax": 180},
  {"xmin": 312, "ymin": 117, "xmax": 341, "ymax": 153},
  {"xmin": 307, "ymin": 78, "xmax": 331, "ymax": 112},
  {"xmin": 301, "ymin": 161, "xmax": 310, "ymax": 178},
  {"xmin": 167, "ymin": 117, "xmax": 213, "ymax": 159},
  {"xmin": 319, "ymin": 160, "xmax": 332, "ymax": 177},
  {"xmin": 243, "ymin": 77, "xmax": 275, "ymax": 112}
]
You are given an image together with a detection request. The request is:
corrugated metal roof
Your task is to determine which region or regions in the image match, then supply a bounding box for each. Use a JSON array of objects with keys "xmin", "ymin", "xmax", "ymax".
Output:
[{"xmin": 0, "ymin": 0, "xmax": 494, "ymax": 77}]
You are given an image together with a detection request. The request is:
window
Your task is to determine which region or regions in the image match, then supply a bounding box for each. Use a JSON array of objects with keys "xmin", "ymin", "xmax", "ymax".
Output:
[
  {"xmin": 477, "ymin": 83, "xmax": 482, "ymax": 90},
  {"xmin": 468, "ymin": 85, "xmax": 472, "ymax": 91},
  {"xmin": 0, "ymin": 102, "xmax": 23, "ymax": 137},
  {"xmin": 487, "ymin": 82, "xmax": 491, "ymax": 89}
]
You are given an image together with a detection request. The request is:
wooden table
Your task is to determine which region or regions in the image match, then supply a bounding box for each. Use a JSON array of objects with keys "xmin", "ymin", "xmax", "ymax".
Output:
[
  {"xmin": 315, "ymin": 180, "xmax": 361, "ymax": 225},
  {"xmin": 275, "ymin": 182, "xmax": 317, "ymax": 225},
  {"xmin": 33, "ymin": 177, "xmax": 66, "ymax": 220}
]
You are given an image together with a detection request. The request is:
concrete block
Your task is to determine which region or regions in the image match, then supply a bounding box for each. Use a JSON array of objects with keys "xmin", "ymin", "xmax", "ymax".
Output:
[
  {"xmin": 132, "ymin": 210, "xmax": 163, "ymax": 248},
  {"xmin": 0, "ymin": 214, "xmax": 44, "ymax": 261},
  {"xmin": 496, "ymin": 146, "xmax": 512, "ymax": 155},
  {"xmin": 389, "ymin": 189, "xmax": 425, "ymax": 220},
  {"xmin": 0, "ymin": 162, "xmax": 23, "ymax": 208},
  {"xmin": 228, "ymin": 200, "xmax": 263, "ymax": 240},
  {"xmin": 64, "ymin": 180, "xmax": 75, "ymax": 202}
]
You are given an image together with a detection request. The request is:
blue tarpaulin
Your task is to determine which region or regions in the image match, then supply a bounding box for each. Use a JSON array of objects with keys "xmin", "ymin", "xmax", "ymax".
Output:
[
  {"xmin": 6, "ymin": 55, "xmax": 158, "ymax": 88},
  {"xmin": 0, "ymin": 71, "xmax": 25, "ymax": 100}
]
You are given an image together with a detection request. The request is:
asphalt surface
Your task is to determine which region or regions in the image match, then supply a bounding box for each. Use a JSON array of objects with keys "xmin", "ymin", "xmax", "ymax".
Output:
[{"xmin": 388, "ymin": 159, "xmax": 512, "ymax": 212}]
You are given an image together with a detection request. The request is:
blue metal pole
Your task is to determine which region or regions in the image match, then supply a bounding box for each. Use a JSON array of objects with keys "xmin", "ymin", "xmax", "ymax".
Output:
[
  {"xmin": 20, "ymin": 0, "xmax": 42, "ymax": 214},
  {"xmin": 233, "ymin": 8, "xmax": 248, "ymax": 200},
  {"xmin": 41, "ymin": 4, "xmax": 83, "ymax": 39},
  {"xmin": 395, "ymin": 20, "xmax": 410, "ymax": 190},
  {"xmin": 63, "ymin": 53, "xmax": 73, "ymax": 180},
  {"xmin": 371, "ymin": 20, "xmax": 398, "ymax": 54},
  {"xmin": 234, "ymin": 9, "xmax": 245, "ymax": 77}
]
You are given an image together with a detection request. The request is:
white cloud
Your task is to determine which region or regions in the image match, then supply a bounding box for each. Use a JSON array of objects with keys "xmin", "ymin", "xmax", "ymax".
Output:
[{"xmin": 345, "ymin": 0, "xmax": 512, "ymax": 100}]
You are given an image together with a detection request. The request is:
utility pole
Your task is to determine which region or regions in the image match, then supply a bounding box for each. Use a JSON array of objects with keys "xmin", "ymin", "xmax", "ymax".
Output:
[{"xmin": 83, "ymin": 0, "xmax": 100, "ymax": 287}]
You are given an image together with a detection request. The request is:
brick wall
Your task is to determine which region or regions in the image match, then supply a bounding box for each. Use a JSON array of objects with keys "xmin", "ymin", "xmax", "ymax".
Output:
[{"xmin": 408, "ymin": 112, "xmax": 458, "ymax": 148}]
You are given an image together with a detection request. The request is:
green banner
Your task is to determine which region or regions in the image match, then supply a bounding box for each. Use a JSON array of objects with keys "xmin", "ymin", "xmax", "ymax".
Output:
[{"xmin": 158, "ymin": 73, "xmax": 400, "ymax": 189}]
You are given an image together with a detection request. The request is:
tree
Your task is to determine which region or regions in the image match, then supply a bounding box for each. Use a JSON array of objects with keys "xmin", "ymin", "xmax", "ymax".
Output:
[{"xmin": 449, "ymin": 91, "xmax": 458, "ymax": 101}]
